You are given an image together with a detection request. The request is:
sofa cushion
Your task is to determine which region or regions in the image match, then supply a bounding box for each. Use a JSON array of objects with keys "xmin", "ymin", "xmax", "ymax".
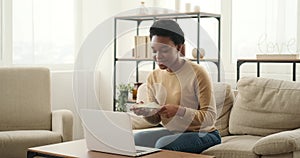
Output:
[
  {"xmin": 0, "ymin": 130, "xmax": 62, "ymax": 158},
  {"xmin": 253, "ymin": 128, "xmax": 300, "ymax": 155},
  {"xmin": 229, "ymin": 77, "xmax": 300, "ymax": 136},
  {"xmin": 202, "ymin": 135, "xmax": 261, "ymax": 158},
  {"xmin": 260, "ymin": 153, "xmax": 293, "ymax": 158},
  {"xmin": 213, "ymin": 82, "xmax": 234, "ymax": 137},
  {"xmin": 0, "ymin": 67, "xmax": 52, "ymax": 131}
]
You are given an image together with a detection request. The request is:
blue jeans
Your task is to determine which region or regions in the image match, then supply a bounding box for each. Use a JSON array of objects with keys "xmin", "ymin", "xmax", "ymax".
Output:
[{"xmin": 134, "ymin": 128, "xmax": 221, "ymax": 153}]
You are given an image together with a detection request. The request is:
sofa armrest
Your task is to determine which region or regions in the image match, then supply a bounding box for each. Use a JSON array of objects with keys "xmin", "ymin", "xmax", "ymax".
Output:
[
  {"xmin": 52, "ymin": 109, "xmax": 74, "ymax": 141},
  {"xmin": 253, "ymin": 128, "xmax": 300, "ymax": 155}
]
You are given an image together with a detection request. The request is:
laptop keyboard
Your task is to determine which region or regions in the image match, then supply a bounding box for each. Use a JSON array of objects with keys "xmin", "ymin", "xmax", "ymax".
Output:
[{"xmin": 136, "ymin": 149, "xmax": 146, "ymax": 153}]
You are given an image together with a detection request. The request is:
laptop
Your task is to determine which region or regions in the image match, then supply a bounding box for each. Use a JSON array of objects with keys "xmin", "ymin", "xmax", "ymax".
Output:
[{"xmin": 80, "ymin": 109, "xmax": 161, "ymax": 157}]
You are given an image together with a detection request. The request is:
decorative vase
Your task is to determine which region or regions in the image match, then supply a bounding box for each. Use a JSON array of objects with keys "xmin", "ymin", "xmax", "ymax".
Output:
[
  {"xmin": 192, "ymin": 48, "xmax": 205, "ymax": 59},
  {"xmin": 132, "ymin": 82, "xmax": 143, "ymax": 100},
  {"xmin": 138, "ymin": 1, "xmax": 149, "ymax": 15}
]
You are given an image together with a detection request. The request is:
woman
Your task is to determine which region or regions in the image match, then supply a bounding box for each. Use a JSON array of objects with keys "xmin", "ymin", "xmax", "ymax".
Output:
[{"xmin": 132, "ymin": 19, "xmax": 221, "ymax": 153}]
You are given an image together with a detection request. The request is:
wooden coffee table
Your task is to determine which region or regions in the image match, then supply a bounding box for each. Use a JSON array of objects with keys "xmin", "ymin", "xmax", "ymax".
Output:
[{"xmin": 28, "ymin": 139, "xmax": 215, "ymax": 158}]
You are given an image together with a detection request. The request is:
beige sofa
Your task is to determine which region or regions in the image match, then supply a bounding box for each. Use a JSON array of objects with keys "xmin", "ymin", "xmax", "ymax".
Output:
[
  {"xmin": 132, "ymin": 77, "xmax": 300, "ymax": 158},
  {"xmin": 0, "ymin": 67, "xmax": 74, "ymax": 158},
  {"xmin": 205, "ymin": 77, "xmax": 300, "ymax": 158}
]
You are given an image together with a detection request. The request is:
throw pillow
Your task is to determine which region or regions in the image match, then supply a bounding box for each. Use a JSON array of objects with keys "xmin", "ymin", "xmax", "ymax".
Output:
[{"xmin": 229, "ymin": 77, "xmax": 300, "ymax": 136}]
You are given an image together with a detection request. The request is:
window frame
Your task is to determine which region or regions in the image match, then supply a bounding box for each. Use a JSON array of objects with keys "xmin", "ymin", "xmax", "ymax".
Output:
[
  {"xmin": 231, "ymin": 0, "xmax": 299, "ymax": 62},
  {"xmin": 1, "ymin": 0, "xmax": 77, "ymax": 70}
]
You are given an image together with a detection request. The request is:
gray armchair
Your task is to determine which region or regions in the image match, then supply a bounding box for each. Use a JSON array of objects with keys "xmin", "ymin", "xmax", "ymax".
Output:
[{"xmin": 0, "ymin": 67, "xmax": 73, "ymax": 158}]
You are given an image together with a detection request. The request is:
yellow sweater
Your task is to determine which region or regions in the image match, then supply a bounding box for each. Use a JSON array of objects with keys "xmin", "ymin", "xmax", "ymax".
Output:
[{"xmin": 145, "ymin": 59, "xmax": 217, "ymax": 132}]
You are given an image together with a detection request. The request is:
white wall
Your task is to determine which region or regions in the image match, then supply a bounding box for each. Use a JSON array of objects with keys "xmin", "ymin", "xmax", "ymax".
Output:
[
  {"xmin": 220, "ymin": 0, "xmax": 235, "ymax": 86},
  {"xmin": 78, "ymin": 0, "xmax": 162, "ymax": 111},
  {"xmin": 53, "ymin": 0, "xmax": 157, "ymax": 140},
  {"xmin": 51, "ymin": 71, "xmax": 84, "ymax": 140}
]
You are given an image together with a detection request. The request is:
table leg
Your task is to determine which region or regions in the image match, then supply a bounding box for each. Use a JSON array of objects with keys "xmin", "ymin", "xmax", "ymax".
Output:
[
  {"xmin": 27, "ymin": 151, "xmax": 63, "ymax": 158},
  {"xmin": 27, "ymin": 151, "xmax": 36, "ymax": 158},
  {"xmin": 237, "ymin": 61, "xmax": 241, "ymax": 82},
  {"xmin": 257, "ymin": 62, "xmax": 260, "ymax": 77},
  {"xmin": 293, "ymin": 62, "xmax": 296, "ymax": 81}
]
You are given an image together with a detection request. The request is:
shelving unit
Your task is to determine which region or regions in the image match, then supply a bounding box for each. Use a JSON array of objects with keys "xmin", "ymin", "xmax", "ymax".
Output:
[{"xmin": 113, "ymin": 12, "xmax": 221, "ymax": 111}]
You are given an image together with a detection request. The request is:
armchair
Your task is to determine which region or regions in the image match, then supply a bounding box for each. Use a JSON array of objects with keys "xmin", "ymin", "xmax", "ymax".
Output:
[{"xmin": 0, "ymin": 67, "xmax": 73, "ymax": 158}]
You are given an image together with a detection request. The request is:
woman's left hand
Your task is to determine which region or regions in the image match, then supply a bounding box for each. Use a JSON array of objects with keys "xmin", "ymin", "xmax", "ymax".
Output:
[{"xmin": 159, "ymin": 104, "xmax": 179, "ymax": 118}]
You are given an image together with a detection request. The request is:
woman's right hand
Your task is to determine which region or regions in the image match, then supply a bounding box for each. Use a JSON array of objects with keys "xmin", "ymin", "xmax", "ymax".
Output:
[{"xmin": 130, "ymin": 102, "xmax": 161, "ymax": 117}]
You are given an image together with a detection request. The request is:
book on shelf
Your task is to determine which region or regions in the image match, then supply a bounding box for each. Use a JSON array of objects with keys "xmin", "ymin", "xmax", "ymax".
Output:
[
  {"xmin": 256, "ymin": 54, "xmax": 299, "ymax": 60},
  {"xmin": 134, "ymin": 36, "xmax": 153, "ymax": 59},
  {"xmin": 134, "ymin": 36, "xmax": 147, "ymax": 59}
]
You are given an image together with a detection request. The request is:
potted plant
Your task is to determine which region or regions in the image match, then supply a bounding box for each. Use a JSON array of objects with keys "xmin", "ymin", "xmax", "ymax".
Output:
[{"xmin": 116, "ymin": 83, "xmax": 133, "ymax": 112}]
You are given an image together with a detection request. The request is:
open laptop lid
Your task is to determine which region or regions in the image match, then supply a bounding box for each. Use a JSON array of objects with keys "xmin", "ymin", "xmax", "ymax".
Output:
[{"xmin": 80, "ymin": 109, "xmax": 137, "ymax": 156}]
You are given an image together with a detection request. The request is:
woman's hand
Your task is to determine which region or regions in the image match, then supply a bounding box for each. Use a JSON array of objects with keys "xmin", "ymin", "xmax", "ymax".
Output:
[
  {"xmin": 130, "ymin": 102, "xmax": 161, "ymax": 117},
  {"xmin": 159, "ymin": 104, "xmax": 180, "ymax": 118}
]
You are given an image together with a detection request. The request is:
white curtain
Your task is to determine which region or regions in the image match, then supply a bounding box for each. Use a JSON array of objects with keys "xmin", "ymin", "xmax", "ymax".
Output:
[
  {"xmin": 232, "ymin": 0, "xmax": 298, "ymax": 61},
  {"xmin": 12, "ymin": 0, "xmax": 74, "ymax": 64},
  {"xmin": 0, "ymin": 0, "xmax": 2, "ymax": 61}
]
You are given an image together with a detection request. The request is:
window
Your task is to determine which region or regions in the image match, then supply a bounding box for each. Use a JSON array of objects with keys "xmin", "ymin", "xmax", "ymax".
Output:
[
  {"xmin": 232, "ymin": 0, "xmax": 298, "ymax": 62},
  {"xmin": 12, "ymin": 0, "xmax": 75, "ymax": 65}
]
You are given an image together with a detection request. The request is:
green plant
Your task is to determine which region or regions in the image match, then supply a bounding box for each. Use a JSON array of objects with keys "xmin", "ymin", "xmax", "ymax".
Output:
[
  {"xmin": 116, "ymin": 83, "xmax": 133, "ymax": 112},
  {"xmin": 117, "ymin": 83, "xmax": 133, "ymax": 92}
]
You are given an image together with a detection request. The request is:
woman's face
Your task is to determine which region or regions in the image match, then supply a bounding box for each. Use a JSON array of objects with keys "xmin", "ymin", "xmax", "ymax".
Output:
[{"xmin": 151, "ymin": 35, "xmax": 180, "ymax": 70}]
